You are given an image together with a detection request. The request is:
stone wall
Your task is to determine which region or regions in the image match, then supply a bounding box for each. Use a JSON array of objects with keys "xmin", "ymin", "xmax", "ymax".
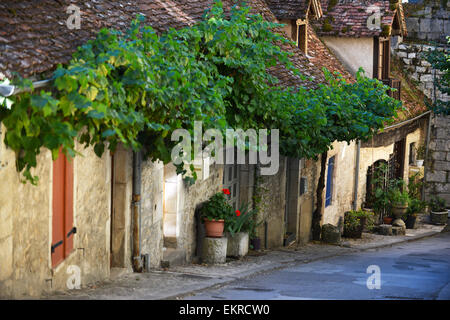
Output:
[
  {"xmin": 140, "ymin": 160, "xmax": 164, "ymax": 269},
  {"xmin": 393, "ymin": 42, "xmax": 449, "ymax": 102},
  {"xmin": 255, "ymin": 157, "xmax": 287, "ymax": 249},
  {"xmin": 425, "ymin": 114, "xmax": 450, "ymax": 205},
  {"xmin": 179, "ymin": 164, "xmax": 223, "ymax": 261},
  {"xmin": 403, "ymin": 0, "xmax": 449, "ymax": 43},
  {"xmin": 0, "ymin": 123, "xmax": 112, "ymax": 298},
  {"xmin": 322, "ymin": 141, "xmax": 357, "ymax": 226}
]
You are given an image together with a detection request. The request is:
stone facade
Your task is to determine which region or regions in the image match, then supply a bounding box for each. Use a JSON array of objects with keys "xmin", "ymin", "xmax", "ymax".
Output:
[
  {"xmin": 403, "ymin": 0, "xmax": 449, "ymax": 43},
  {"xmin": 425, "ymin": 114, "xmax": 450, "ymax": 205},
  {"xmin": 393, "ymin": 42, "xmax": 449, "ymax": 102},
  {"xmin": 253, "ymin": 157, "xmax": 287, "ymax": 248},
  {"xmin": 0, "ymin": 124, "xmax": 112, "ymax": 298}
]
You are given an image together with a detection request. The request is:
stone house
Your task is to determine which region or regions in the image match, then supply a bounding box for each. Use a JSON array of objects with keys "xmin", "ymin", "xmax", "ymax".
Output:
[
  {"xmin": 0, "ymin": 0, "xmax": 433, "ymax": 298},
  {"xmin": 268, "ymin": 0, "xmax": 429, "ymax": 227},
  {"xmin": 0, "ymin": 0, "xmax": 328, "ymax": 297}
]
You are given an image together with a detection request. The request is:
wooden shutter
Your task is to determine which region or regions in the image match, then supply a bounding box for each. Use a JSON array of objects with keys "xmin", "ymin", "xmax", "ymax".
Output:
[
  {"xmin": 325, "ymin": 156, "xmax": 335, "ymax": 207},
  {"xmin": 51, "ymin": 150, "xmax": 74, "ymax": 268}
]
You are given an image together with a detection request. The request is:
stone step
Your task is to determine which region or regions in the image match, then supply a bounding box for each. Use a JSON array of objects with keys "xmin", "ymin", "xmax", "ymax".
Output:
[
  {"xmin": 164, "ymin": 236, "xmax": 177, "ymax": 249},
  {"xmin": 161, "ymin": 248, "xmax": 186, "ymax": 268}
]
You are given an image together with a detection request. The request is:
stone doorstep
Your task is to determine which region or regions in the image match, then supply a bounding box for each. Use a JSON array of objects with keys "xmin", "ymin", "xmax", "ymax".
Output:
[{"xmin": 161, "ymin": 248, "xmax": 186, "ymax": 268}]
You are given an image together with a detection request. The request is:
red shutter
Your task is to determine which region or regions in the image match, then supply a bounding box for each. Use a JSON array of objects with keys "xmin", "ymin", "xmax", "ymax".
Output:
[
  {"xmin": 52, "ymin": 152, "xmax": 66, "ymax": 267},
  {"xmin": 64, "ymin": 157, "xmax": 74, "ymax": 257},
  {"xmin": 51, "ymin": 150, "xmax": 74, "ymax": 268}
]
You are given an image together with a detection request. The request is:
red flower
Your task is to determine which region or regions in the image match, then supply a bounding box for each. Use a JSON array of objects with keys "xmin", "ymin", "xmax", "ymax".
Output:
[
  {"xmin": 235, "ymin": 210, "xmax": 241, "ymax": 217},
  {"xmin": 222, "ymin": 188, "xmax": 231, "ymax": 195}
]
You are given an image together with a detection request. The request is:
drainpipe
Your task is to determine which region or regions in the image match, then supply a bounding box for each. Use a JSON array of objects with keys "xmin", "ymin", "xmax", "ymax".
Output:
[
  {"xmin": 132, "ymin": 151, "xmax": 143, "ymax": 272},
  {"xmin": 353, "ymin": 140, "xmax": 361, "ymax": 211},
  {"xmin": 422, "ymin": 111, "xmax": 433, "ymax": 201},
  {"xmin": 0, "ymin": 79, "xmax": 51, "ymax": 97}
]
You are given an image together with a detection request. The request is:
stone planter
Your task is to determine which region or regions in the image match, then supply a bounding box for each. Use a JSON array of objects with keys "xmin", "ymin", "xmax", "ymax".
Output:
[
  {"xmin": 431, "ymin": 211, "xmax": 448, "ymax": 225},
  {"xmin": 225, "ymin": 232, "xmax": 249, "ymax": 258},
  {"xmin": 204, "ymin": 218, "xmax": 225, "ymax": 238},
  {"xmin": 416, "ymin": 159, "xmax": 424, "ymax": 167},
  {"xmin": 202, "ymin": 237, "xmax": 227, "ymax": 264},
  {"xmin": 391, "ymin": 203, "xmax": 408, "ymax": 219}
]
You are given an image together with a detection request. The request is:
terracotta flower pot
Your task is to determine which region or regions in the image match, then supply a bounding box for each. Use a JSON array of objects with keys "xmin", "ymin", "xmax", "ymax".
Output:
[
  {"xmin": 383, "ymin": 217, "xmax": 393, "ymax": 224},
  {"xmin": 204, "ymin": 218, "xmax": 225, "ymax": 238}
]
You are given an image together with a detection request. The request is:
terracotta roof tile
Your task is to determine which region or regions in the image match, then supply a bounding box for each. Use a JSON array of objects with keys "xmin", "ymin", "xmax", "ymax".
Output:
[
  {"xmin": 265, "ymin": 0, "xmax": 311, "ymax": 19},
  {"xmin": 312, "ymin": 0, "xmax": 407, "ymax": 38},
  {"xmin": 0, "ymin": 0, "xmax": 324, "ymax": 88}
]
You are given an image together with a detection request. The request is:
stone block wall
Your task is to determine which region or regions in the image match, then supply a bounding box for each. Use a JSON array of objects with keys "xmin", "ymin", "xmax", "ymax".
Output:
[
  {"xmin": 403, "ymin": 0, "xmax": 449, "ymax": 43},
  {"xmin": 392, "ymin": 42, "xmax": 449, "ymax": 102},
  {"xmin": 425, "ymin": 114, "xmax": 450, "ymax": 205},
  {"xmin": 0, "ymin": 123, "xmax": 112, "ymax": 298}
]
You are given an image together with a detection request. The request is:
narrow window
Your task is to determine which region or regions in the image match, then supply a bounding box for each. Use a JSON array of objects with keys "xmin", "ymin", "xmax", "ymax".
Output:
[
  {"xmin": 325, "ymin": 156, "xmax": 335, "ymax": 207},
  {"xmin": 297, "ymin": 21, "xmax": 308, "ymax": 54},
  {"xmin": 51, "ymin": 150, "xmax": 74, "ymax": 268},
  {"xmin": 409, "ymin": 142, "xmax": 416, "ymax": 165}
]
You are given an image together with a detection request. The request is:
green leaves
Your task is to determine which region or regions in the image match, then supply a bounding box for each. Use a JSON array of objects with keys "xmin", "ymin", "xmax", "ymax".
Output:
[{"xmin": 0, "ymin": 1, "xmax": 402, "ymax": 184}]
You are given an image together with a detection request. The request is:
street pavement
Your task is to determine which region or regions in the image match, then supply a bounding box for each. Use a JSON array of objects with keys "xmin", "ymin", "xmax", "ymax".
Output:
[{"xmin": 184, "ymin": 232, "xmax": 450, "ymax": 300}]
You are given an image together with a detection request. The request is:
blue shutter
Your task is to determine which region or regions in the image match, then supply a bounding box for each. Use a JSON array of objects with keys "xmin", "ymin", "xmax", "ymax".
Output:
[{"xmin": 325, "ymin": 156, "xmax": 335, "ymax": 207}]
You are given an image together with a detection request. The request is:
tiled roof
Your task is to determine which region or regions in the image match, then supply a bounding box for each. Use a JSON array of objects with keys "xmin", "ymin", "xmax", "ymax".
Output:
[
  {"xmin": 265, "ymin": 0, "xmax": 311, "ymax": 19},
  {"xmin": 312, "ymin": 0, "xmax": 407, "ymax": 38},
  {"xmin": 0, "ymin": 0, "xmax": 324, "ymax": 88}
]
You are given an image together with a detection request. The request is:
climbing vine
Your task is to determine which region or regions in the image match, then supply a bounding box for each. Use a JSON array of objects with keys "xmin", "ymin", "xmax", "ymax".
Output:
[{"xmin": 0, "ymin": 1, "xmax": 401, "ymax": 184}]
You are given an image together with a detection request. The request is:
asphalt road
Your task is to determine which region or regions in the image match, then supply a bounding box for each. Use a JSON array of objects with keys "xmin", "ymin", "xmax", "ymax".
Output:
[{"xmin": 185, "ymin": 232, "xmax": 450, "ymax": 300}]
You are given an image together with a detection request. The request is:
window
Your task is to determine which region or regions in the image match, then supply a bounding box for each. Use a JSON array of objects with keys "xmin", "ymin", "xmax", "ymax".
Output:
[
  {"xmin": 325, "ymin": 156, "xmax": 335, "ymax": 207},
  {"xmin": 51, "ymin": 150, "xmax": 74, "ymax": 268},
  {"xmin": 374, "ymin": 37, "xmax": 390, "ymax": 80},
  {"xmin": 409, "ymin": 142, "xmax": 416, "ymax": 165},
  {"xmin": 297, "ymin": 20, "xmax": 308, "ymax": 55},
  {"xmin": 223, "ymin": 164, "xmax": 240, "ymax": 210}
]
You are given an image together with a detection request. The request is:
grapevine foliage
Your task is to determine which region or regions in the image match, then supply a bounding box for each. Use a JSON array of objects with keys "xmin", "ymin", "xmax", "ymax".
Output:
[{"xmin": 0, "ymin": 1, "xmax": 400, "ymax": 184}]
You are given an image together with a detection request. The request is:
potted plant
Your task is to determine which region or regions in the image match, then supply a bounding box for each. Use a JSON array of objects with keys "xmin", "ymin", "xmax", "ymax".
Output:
[
  {"xmin": 415, "ymin": 145, "xmax": 426, "ymax": 167},
  {"xmin": 246, "ymin": 217, "xmax": 264, "ymax": 251},
  {"xmin": 405, "ymin": 198, "xmax": 425, "ymax": 229},
  {"xmin": 389, "ymin": 188, "xmax": 410, "ymax": 219},
  {"xmin": 429, "ymin": 196, "xmax": 448, "ymax": 225},
  {"xmin": 343, "ymin": 210, "xmax": 374, "ymax": 238},
  {"xmin": 200, "ymin": 189, "xmax": 234, "ymax": 238},
  {"xmin": 225, "ymin": 203, "xmax": 257, "ymax": 257},
  {"xmin": 383, "ymin": 215, "xmax": 393, "ymax": 224}
]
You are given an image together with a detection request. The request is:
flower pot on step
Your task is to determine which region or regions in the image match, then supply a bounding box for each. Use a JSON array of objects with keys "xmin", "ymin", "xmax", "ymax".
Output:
[
  {"xmin": 383, "ymin": 217, "xmax": 393, "ymax": 224},
  {"xmin": 204, "ymin": 218, "xmax": 225, "ymax": 238},
  {"xmin": 250, "ymin": 237, "xmax": 261, "ymax": 251},
  {"xmin": 405, "ymin": 215, "xmax": 417, "ymax": 229},
  {"xmin": 391, "ymin": 203, "xmax": 408, "ymax": 219}
]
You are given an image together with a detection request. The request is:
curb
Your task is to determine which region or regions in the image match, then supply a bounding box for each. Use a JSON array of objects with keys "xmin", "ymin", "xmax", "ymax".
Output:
[{"xmin": 344, "ymin": 230, "xmax": 442, "ymax": 251}]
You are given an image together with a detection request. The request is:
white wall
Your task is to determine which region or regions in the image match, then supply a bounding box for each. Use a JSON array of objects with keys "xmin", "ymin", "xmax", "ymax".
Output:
[{"xmin": 321, "ymin": 36, "xmax": 374, "ymax": 78}]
